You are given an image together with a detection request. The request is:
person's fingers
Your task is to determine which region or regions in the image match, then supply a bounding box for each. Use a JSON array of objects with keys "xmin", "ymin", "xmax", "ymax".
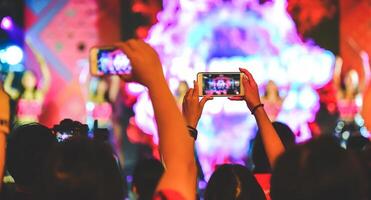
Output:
[
  {"xmin": 193, "ymin": 80, "xmax": 199, "ymax": 97},
  {"xmin": 126, "ymin": 39, "xmax": 138, "ymax": 51},
  {"xmin": 239, "ymin": 68, "xmax": 249, "ymax": 76},
  {"xmin": 188, "ymin": 88, "xmax": 194, "ymax": 98},
  {"xmin": 228, "ymin": 96, "xmax": 244, "ymax": 101},
  {"xmin": 184, "ymin": 89, "xmax": 191, "ymax": 99},
  {"xmin": 242, "ymin": 75, "xmax": 249, "ymax": 87},
  {"xmin": 241, "ymin": 68, "xmax": 257, "ymax": 87},
  {"xmin": 138, "ymin": 40, "xmax": 152, "ymax": 51},
  {"xmin": 116, "ymin": 42, "xmax": 133, "ymax": 58}
]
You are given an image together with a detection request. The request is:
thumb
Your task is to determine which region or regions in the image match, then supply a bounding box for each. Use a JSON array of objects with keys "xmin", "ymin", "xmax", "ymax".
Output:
[{"xmin": 242, "ymin": 75, "xmax": 249, "ymax": 86}]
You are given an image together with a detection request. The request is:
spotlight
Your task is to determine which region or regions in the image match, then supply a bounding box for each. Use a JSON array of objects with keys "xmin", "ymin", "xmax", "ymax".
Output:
[
  {"xmin": 0, "ymin": 16, "xmax": 13, "ymax": 30},
  {"xmin": 0, "ymin": 45, "xmax": 24, "ymax": 65}
]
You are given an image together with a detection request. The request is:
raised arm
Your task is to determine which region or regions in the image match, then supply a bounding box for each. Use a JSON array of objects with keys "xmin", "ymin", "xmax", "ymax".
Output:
[
  {"xmin": 0, "ymin": 83, "xmax": 10, "ymax": 190},
  {"xmin": 29, "ymin": 43, "xmax": 50, "ymax": 97},
  {"xmin": 359, "ymin": 51, "xmax": 370, "ymax": 94},
  {"xmin": 182, "ymin": 81, "xmax": 213, "ymax": 129},
  {"xmin": 4, "ymin": 72, "xmax": 19, "ymax": 99},
  {"xmin": 333, "ymin": 56, "xmax": 343, "ymax": 99},
  {"xmin": 117, "ymin": 40, "xmax": 196, "ymax": 200},
  {"xmin": 230, "ymin": 68, "xmax": 285, "ymax": 167}
]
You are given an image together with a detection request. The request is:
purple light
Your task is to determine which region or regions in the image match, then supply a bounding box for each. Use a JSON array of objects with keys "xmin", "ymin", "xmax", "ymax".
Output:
[{"xmin": 1, "ymin": 16, "xmax": 13, "ymax": 30}]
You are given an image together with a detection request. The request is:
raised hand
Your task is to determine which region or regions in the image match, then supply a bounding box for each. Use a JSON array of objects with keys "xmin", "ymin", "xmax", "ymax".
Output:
[
  {"xmin": 182, "ymin": 81, "xmax": 213, "ymax": 128},
  {"xmin": 116, "ymin": 39, "xmax": 165, "ymax": 87},
  {"xmin": 229, "ymin": 68, "xmax": 262, "ymax": 112}
]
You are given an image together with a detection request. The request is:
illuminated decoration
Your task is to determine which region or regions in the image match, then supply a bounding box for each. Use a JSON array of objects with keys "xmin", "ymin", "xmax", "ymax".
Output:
[
  {"xmin": 0, "ymin": 45, "xmax": 24, "ymax": 65},
  {"xmin": 0, "ymin": 16, "xmax": 13, "ymax": 30},
  {"xmin": 130, "ymin": 0, "xmax": 335, "ymax": 178}
]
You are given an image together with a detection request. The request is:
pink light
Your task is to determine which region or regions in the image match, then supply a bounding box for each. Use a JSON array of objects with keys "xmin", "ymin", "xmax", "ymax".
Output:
[{"xmin": 1, "ymin": 16, "xmax": 13, "ymax": 30}]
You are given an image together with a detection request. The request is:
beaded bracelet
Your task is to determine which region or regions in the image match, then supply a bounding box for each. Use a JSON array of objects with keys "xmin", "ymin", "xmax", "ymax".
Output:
[
  {"xmin": 187, "ymin": 125, "xmax": 198, "ymax": 140},
  {"xmin": 251, "ymin": 104, "xmax": 264, "ymax": 115}
]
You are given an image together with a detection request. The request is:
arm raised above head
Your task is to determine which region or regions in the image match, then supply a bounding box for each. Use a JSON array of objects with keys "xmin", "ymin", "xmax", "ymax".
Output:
[
  {"xmin": 333, "ymin": 56, "xmax": 343, "ymax": 99},
  {"xmin": 4, "ymin": 72, "xmax": 19, "ymax": 99},
  {"xmin": 229, "ymin": 68, "xmax": 285, "ymax": 167},
  {"xmin": 359, "ymin": 51, "xmax": 370, "ymax": 94},
  {"xmin": 117, "ymin": 40, "xmax": 196, "ymax": 200},
  {"xmin": 28, "ymin": 43, "xmax": 51, "ymax": 97}
]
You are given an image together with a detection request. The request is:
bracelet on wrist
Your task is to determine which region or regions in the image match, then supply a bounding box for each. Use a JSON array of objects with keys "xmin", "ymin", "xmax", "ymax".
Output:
[
  {"xmin": 0, "ymin": 119, "xmax": 9, "ymax": 126},
  {"xmin": 187, "ymin": 125, "xmax": 198, "ymax": 140},
  {"xmin": 251, "ymin": 104, "xmax": 264, "ymax": 115}
]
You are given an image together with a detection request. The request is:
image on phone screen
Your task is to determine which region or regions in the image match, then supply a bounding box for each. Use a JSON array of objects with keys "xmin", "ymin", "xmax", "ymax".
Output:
[
  {"xmin": 202, "ymin": 73, "xmax": 241, "ymax": 96},
  {"xmin": 96, "ymin": 48, "xmax": 132, "ymax": 75}
]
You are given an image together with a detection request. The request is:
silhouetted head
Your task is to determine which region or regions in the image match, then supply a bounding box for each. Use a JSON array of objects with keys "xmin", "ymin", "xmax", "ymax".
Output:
[
  {"xmin": 7, "ymin": 123, "xmax": 56, "ymax": 190},
  {"xmin": 42, "ymin": 137, "xmax": 124, "ymax": 200},
  {"xmin": 271, "ymin": 136, "xmax": 367, "ymax": 200},
  {"xmin": 205, "ymin": 164, "xmax": 266, "ymax": 200},
  {"xmin": 132, "ymin": 158, "xmax": 164, "ymax": 200},
  {"xmin": 252, "ymin": 121, "xmax": 295, "ymax": 173}
]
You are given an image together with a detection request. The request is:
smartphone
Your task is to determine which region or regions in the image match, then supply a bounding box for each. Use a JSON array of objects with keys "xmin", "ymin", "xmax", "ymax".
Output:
[
  {"xmin": 56, "ymin": 132, "xmax": 73, "ymax": 142},
  {"xmin": 197, "ymin": 72, "xmax": 244, "ymax": 96},
  {"xmin": 90, "ymin": 46, "xmax": 132, "ymax": 76}
]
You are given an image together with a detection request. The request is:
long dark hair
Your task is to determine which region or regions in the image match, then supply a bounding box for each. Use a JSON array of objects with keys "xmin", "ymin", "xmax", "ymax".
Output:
[{"xmin": 205, "ymin": 164, "xmax": 266, "ymax": 200}]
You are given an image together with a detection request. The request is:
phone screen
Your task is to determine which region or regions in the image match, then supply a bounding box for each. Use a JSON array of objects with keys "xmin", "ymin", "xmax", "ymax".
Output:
[
  {"xmin": 91, "ymin": 47, "xmax": 132, "ymax": 75},
  {"xmin": 56, "ymin": 132, "xmax": 73, "ymax": 142},
  {"xmin": 201, "ymin": 73, "xmax": 242, "ymax": 96}
]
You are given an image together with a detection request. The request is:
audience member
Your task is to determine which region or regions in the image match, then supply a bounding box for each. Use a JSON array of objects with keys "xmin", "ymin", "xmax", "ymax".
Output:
[
  {"xmin": 5, "ymin": 123, "xmax": 56, "ymax": 200},
  {"xmin": 118, "ymin": 39, "xmax": 197, "ymax": 200},
  {"xmin": 346, "ymin": 135, "xmax": 369, "ymax": 153},
  {"xmin": 270, "ymin": 136, "xmax": 368, "ymax": 200},
  {"xmin": 0, "ymin": 83, "xmax": 10, "ymax": 190},
  {"xmin": 204, "ymin": 164, "xmax": 266, "ymax": 200},
  {"xmin": 42, "ymin": 137, "xmax": 125, "ymax": 200},
  {"xmin": 252, "ymin": 121, "xmax": 295, "ymax": 173},
  {"xmin": 3, "ymin": 38, "xmax": 367, "ymax": 200},
  {"xmin": 181, "ymin": 67, "xmax": 285, "ymax": 200},
  {"xmin": 132, "ymin": 158, "xmax": 165, "ymax": 200}
]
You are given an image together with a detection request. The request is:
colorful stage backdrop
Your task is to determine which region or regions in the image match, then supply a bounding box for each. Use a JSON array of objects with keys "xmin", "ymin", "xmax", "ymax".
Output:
[{"xmin": 23, "ymin": 0, "xmax": 370, "ymax": 179}]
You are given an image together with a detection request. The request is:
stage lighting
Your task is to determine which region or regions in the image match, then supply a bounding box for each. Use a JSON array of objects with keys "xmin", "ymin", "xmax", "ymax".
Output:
[
  {"xmin": 0, "ymin": 16, "xmax": 13, "ymax": 30},
  {"xmin": 0, "ymin": 45, "xmax": 24, "ymax": 65}
]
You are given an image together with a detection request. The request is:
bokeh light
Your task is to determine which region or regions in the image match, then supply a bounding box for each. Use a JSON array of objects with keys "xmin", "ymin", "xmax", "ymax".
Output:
[
  {"xmin": 0, "ymin": 45, "xmax": 24, "ymax": 65},
  {"xmin": 133, "ymin": 0, "xmax": 335, "ymax": 179},
  {"xmin": 0, "ymin": 16, "xmax": 13, "ymax": 30}
]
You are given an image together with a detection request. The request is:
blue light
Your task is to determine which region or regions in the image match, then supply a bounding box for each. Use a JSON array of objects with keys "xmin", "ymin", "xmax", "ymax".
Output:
[{"xmin": 1, "ymin": 45, "xmax": 24, "ymax": 65}]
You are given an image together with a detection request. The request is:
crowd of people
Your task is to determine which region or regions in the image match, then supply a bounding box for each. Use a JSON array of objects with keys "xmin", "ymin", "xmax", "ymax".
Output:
[{"xmin": 0, "ymin": 39, "xmax": 370, "ymax": 200}]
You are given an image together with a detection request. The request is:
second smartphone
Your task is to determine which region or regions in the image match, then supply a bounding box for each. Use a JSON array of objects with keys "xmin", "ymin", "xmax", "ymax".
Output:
[{"xmin": 89, "ymin": 46, "xmax": 132, "ymax": 76}]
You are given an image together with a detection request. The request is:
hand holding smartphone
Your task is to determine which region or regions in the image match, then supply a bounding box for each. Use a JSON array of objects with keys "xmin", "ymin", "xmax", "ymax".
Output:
[
  {"xmin": 197, "ymin": 72, "xmax": 244, "ymax": 97},
  {"xmin": 90, "ymin": 46, "xmax": 132, "ymax": 76}
]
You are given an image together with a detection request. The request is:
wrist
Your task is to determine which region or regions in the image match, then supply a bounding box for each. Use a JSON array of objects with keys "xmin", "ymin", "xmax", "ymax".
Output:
[
  {"xmin": 251, "ymin": 103, "xmax": 264, "ymax": 115},
  {"xmin": 187, "ymin": 125, "xmax": 198, "ymax": 140},
  {"xmin": 246, "ymin": 100, "xmax": 262, "ymax": 111},
  {"xmin": 187, "ymin": 122, "xmax": 197, "ymax": 129}
]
